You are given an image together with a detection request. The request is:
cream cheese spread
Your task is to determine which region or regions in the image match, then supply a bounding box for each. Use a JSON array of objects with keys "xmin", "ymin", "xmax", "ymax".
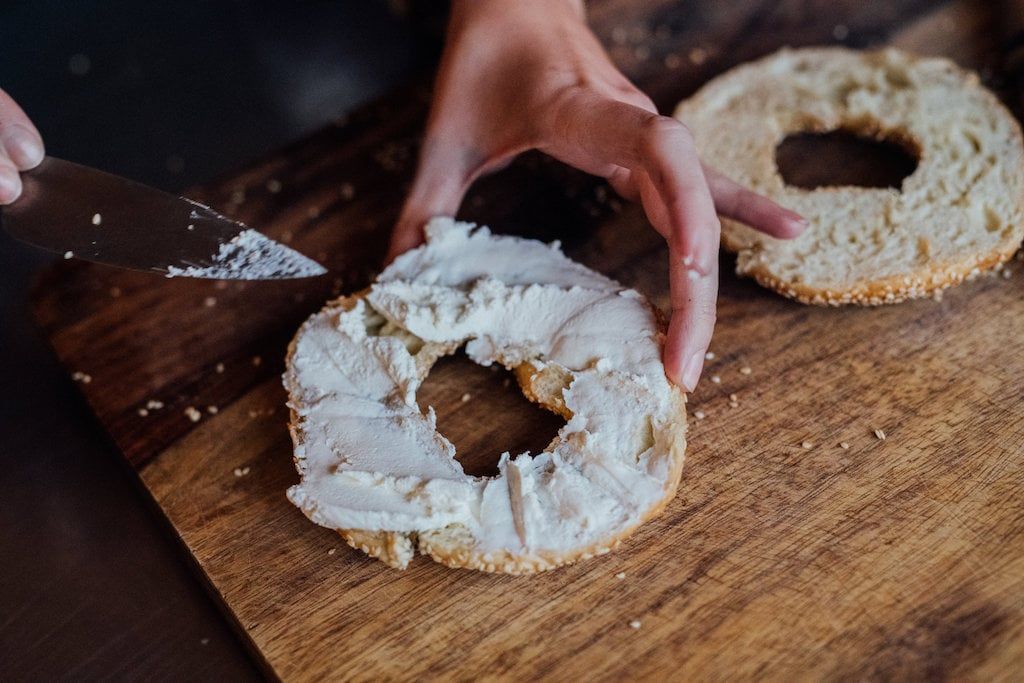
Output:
[{"xmin": 285, "ymin": 218, "xmax": 687, "ymax": 569}]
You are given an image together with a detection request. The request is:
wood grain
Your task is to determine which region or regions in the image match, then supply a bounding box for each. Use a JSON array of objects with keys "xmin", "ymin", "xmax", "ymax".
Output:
[{"xmin": 30, "ymin": 0, "xmax": 1024, "ymax": 679}]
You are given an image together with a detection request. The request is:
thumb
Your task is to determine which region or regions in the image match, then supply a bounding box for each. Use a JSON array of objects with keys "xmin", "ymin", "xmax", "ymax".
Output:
[
  {"xmin": 386, "ymin": 139, "xmax": 474, "ymax": 263},
  {"xmin": 0, "ymin": 88, "xmax": 45, "ymax": 205}
]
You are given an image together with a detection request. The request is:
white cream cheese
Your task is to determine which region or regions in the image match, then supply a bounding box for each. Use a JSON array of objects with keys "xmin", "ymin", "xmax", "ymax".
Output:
[{"xmin": 285, "ymin": 218, "xmax": 686, "ymax": 565}]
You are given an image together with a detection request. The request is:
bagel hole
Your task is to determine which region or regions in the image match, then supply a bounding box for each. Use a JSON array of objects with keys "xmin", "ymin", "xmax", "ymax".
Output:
[
  {"xmin": 775, "ymin": 129, "xmax": 918, "ymax": 190},
  {"xmin": 417, "ymin": 352, "xmax": 564, "ymax": 478}
]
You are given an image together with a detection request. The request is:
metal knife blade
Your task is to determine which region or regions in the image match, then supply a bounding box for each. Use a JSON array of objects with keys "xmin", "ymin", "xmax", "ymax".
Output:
[{"xmin": 0, "ymin": 157, "xmax": 327, "ymax": 280}]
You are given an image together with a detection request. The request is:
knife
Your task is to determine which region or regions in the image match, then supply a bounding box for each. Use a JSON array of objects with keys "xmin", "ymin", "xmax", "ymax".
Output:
[{"xmin": 0, "ymin": 157, "xmax": 327, "ymax": 280}]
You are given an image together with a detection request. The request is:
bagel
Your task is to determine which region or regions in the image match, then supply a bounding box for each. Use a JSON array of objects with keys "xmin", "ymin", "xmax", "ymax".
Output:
[
  {"xmin": 284, "ymin": 218, "xmax": 688, "ymax": 573},
  {"xmin": 675, "ymin": 47, "xmax": 1024, "ymax": 305}
]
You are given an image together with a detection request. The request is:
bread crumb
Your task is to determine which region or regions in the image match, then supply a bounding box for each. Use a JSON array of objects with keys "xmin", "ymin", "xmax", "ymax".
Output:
[
  {"xmin": 215, "ymin": 362, "xmax": 225, "ymax": 374},
  {"xmin": 200, "ymin": 638, "xmax": 210, "ymax": 646},
  {"xmin": 328, "ymin": 548, "xmax": 336, "ymax": 556},
  {"xmin": 874, "ymin": 428, "xmax": 886, "ymax": 440},
  {"xmin": 694, "ymin": 410, "xmax": 706, "ymax": 420},
  {"xmin": 839, "ymin": 441, "xmax": 850, "ymax": 449},
  {"xmin": 615, "ymin": 571, "xmax": 626, "ymax": 579},
  {"xmin": 710, "ymin": 375, "xmax": 721, "ymax": 384},
  {"xmin": 801, "ymin": 440, "xmax": 813, "ymax": 450},
  {"xmin": 1002, "ymin": 267, "xmax": 1012, "ymax": 279},
  {"xmin": 64, "ymin": 250, "xmax": 74, "ymax": 260},
  {"xmin": 137, "ymin": 408, "xmax": 149, "ymax": 417},
  {"xmin": 186, "ymin": 223, "xmax": 195, "ymax": 231},
  {"xmin": 704, "ymin": 351, "xmax": 715, "ymax": 360},
  {"xmin": 185, "ymin": 406, "xmax": 202, "ymax": 423},
  {"xmin": 91, "ymin": 213, "xmax": 102, "ymax": 225},
  {"xmin": 740, "ymin": 366, "xmax": 752, "ymax": 375},
  {"xmin": 71, "ymin": 371, "xmax": 92, "ymax": 384},
  {"xmin": 146, "ymin": 399, "xmax": 164, "ymax": 410},
  {"xmin": 461, "ymin": 393, "xmax": 471, "ymax": 403},
  {"xmin": 233, "ymin": 466, "xmax": 251, "ymax": 477},
  {"xmin": 729, "ymin": 393, "xmax": 738, "ymax": 402},
  {"xmin": 689, "ymin": 47, "xmax": 707, "ymax": 65},
  {"xmin": 204, "ymin": 296, "xmax": 217, "ymax": 308},
  {"xmin": 266, "ymin": 179, "xmax": 282, "ymax": 193},
  {"xmin": 340, "ymin": 183, "xmax": 355, "ymax": 200},
  {"xmin": 629, "ymin": 620, "xmax": 642, "ymax": 629},
  {"xmin": 252, "ymin": 356, "xmax": 262, "ymax": 367},
  {"xmin": 207, "ymin": 405, "xmax": 219, "ymax": 415}
]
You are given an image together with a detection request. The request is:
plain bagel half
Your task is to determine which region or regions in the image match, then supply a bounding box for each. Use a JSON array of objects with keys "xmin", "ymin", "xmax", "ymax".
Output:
[{"xmin": 675, "ymin": 47, "xmax": 1024, "ymax": 305}]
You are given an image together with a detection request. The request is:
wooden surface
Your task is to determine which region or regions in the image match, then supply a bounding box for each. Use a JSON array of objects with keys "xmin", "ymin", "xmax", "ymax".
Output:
[{"xmin": 31, "ymin": 0, "xmax": 1024, "ymax": 679}]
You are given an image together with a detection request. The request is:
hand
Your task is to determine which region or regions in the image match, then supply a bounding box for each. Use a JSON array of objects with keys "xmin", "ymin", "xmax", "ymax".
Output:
[
  {"xmin": 389, "ymin": 0, "xmax": 806, "ymax": 390},
  {"xmin": 0, "ymin": 87, "xmax": 45, "ymax": 204}
]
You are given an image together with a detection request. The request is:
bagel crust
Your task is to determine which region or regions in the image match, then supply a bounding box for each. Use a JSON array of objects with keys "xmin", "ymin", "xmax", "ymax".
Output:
[
  {"xmin": 284, "ymin": 219, "xmax": 687, "ymax": 574},
  {"xmin": 675, "ymin": 47, "xmax": 1024, "ymax": 305}
]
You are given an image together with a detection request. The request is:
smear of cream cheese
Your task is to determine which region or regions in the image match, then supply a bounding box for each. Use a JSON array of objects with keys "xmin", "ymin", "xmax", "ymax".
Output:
[{"xmin": 285, "ymin": 218, "xmax": 685, "ymax": 557}]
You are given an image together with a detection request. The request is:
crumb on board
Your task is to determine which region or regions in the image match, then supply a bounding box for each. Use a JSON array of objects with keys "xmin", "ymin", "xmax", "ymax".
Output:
[
  {"xmin": 215, "ymin": 362, "xmax": 225, "ymax": 374},
  {"xmin": 615, "ymin": 572, "xmax": 626, "ymax": 580},
  {"xmin": 710, "ymin": 375, "xmax": 721, "ymax": 384},
  {"xmin": 694, "ymin": 410, "xmax": 706, "ymax": 420},
  {"xmin": 740, "ymin": 366, "xmax": 752, "ymax": 375},
  {"xmin": 204, "ymin": 296, "xmax": 217, "ymax": 308},
  {"xmin": 874, "ymin": 428, "xmax": 887, "ymax": 441},
  {"xmin": 328, "ymin": 548, "xmax": 336, "ymax": 556},
  {"xmin": 307, "ymin": 206, "xmax": 321, "ymax": 219},
  {"xmin": 207, "ymin": 405, "xmax": 219, "ymax": 415},
  {"xmin": 64, "ymin": 250, "xmax": 74, "ymax": 260},
  {"xmin": 266, "ymin": 179, "xmax": 282, "ymax": 193},
  {"xmin": 689, "ymin": 47, "xmax": 707, "ymax": 65},
  {"xmin": 801, "ymin": 440, "xmax": 813, "ymax": 450},
  {"xmin": 146, "ymin": 399, "xmax": 164, "ymax": 410},
  {"xmin": 252, "ymin": 356, "xmax": 262, "ymax": 367},
  {"xmin": 71, "ymin": 371, "xmax": 92, "ymax": 384},
  {"xmin": 233, "ymin": 466, "xmax": 251, "ymax": 477},
  {"xmin": 200, "ymin": 638, "xmax": 210, "ymax": 646},
  {"xmin": 704, "ymin": 351, "xmax": 715, "ymax": 360},
  {"xmin": 461, "ymin": 393, "xmax": 472, "ymax": 403},
  {"xmin": 839, "ymin": 441, "xmax": 851, "ymax": 449},
  {"xmin": 340, "ymin": 183, "xmax": 355, "ymax": 200},
  {"xmin": 91, "ymin": 213, "xmax": 102, "ymax": 225},
  {"xmin": 230, "ymin": 188, "xmax": 246, "ymax": 204},
  {"xmin": 137, "ymin": 408, "xmax": 149, "ymax": 417},
  {"xmin": 185, "ymin": 406, "xmax": 202, "ymax": 423},
  {"xmin": 629, "ymin": 620, "xmax": 642, "ymax": 630}
]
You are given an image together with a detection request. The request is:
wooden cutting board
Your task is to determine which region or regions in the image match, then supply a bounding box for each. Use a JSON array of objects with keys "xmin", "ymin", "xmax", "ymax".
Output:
[{"xmin": 31, "ymin": 1, "xmax": 1024, "ymax": 679}]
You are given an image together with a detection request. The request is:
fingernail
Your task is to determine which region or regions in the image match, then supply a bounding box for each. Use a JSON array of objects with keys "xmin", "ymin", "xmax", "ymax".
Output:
[
  {"xmin": 0, "ymin": 166, "xmax": 22, "ymax": 204},
  {"xmin": 2, "ymin": 124, "xmax": 45, "ymax": 170},
  {"xmin": 681, "ymin": 351, "xmax": 704, "ymax": 392},
  {"xmin": 784, "ymin": 211, "xmax": 808, "ymax": 234}
]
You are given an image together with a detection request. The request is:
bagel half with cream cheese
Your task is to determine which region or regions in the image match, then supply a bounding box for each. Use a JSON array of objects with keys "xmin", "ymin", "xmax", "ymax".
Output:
[{"xmin": 284, "ymin": 218, "xmax": 687, "ymax": 574}]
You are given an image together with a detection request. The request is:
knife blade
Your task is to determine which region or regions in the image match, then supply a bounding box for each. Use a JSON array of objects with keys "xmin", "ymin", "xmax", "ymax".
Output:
[{"xmin": 0, "ymin": 157, "xmax": 327, "ymax": 280}]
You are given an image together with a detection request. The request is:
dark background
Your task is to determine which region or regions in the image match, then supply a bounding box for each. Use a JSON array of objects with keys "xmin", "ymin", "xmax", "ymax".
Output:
[{"xmin": 0, "ymin": 2, "xmax": 437, "ymax": 678}]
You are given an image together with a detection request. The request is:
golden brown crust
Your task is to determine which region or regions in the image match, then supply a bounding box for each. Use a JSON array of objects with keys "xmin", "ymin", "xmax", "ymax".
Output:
[{"xmin": 728, "ymin": 219, "xmax": 1022, "ymax": 306}]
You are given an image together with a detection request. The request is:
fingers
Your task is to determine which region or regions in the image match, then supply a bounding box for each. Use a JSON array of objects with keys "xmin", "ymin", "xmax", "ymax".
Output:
[
  {"xmin": 0, "ymin": 88, "xmax": 44, "ymax": 205},
  {"xmin": 665, "ymin": 241, "xmax": 719, "ymax": 392},
  {"xmin": 703, "ymin": 166, "xmax": 806, "ymax": 238},
  {"xmin": 387, "ymin": 139, "xmax": 477, "ymax": 263}
]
